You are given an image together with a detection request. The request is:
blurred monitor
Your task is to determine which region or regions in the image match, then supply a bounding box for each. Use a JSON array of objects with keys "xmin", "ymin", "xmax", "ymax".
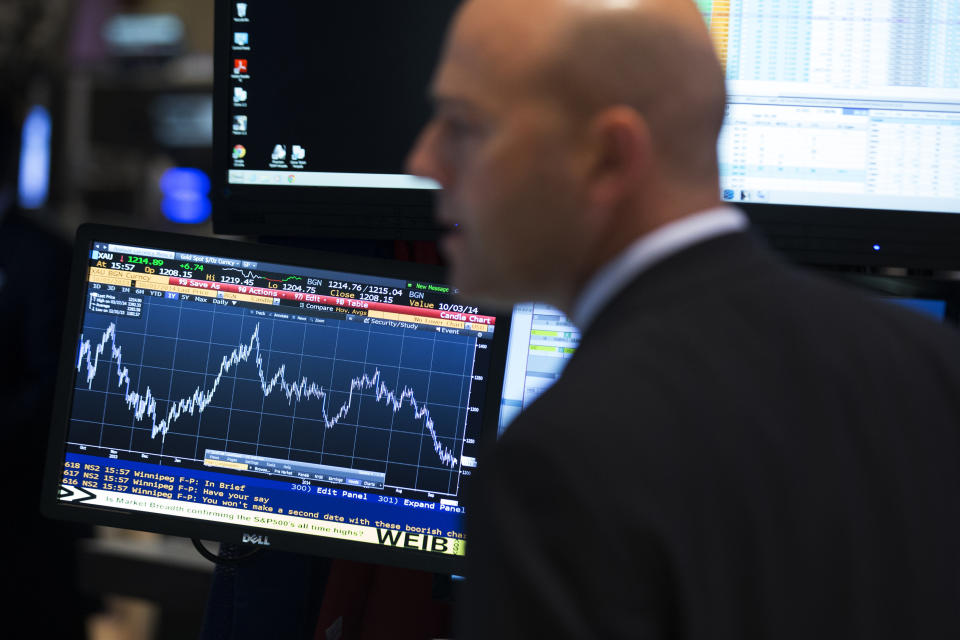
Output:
[
  {"xmin": 834, "ymin": 270, "xmax": 959, "ymax": 323},
  {"xmin": 212, "ymin": 0, "xmax": 458, "ymax": 238},
  {"xmin": 698, "ymin": 2, "xmax": 960, "ymax": 265},
  {"xmin": 703, "ymin": 2, "xmax": 960, "ymax": 214},
  {"xmin": 498, "ymin": 304, "xmax": 579, "ymax": 436},
  {"xmin": 151, "ymin": 94, "xmax": 213, "ymax": 149},
  {"xmin": 883, "ymin": 297, "xmax": 948, "ymax": 320},
  {"xmin": 91, "ymin": 88, "xmax": 212, "ymax": 152},
  {"xmin": 213, "ymin": 0, "xmax": 960, "ymax": 258},
  {"xmin": 102, "ymin": 13, "xmax": 186, "ymax": 57}
]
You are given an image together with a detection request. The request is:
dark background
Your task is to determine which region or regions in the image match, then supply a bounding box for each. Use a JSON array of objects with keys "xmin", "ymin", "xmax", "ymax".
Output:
[{"xmin": 230, "ymin": 2, "xmax": 459, "ymax": 174}]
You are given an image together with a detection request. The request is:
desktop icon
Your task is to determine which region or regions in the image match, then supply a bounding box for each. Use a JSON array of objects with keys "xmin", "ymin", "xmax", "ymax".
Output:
[
  {"xmin": 291, "ymin": 145, "xmax": 306, "ymax": 162},
  {"xmin": 233, "ymin": 115, "xmax": 248, "ymax": 132},
  {"xmin": 234, "ymin": 32, "xmax": 249, "ymax": 47},
  {"xmin": 271, "ymin": 144, "xmax": 287, "ymax": 161},
  {"xmin": 233, "ymin": 87, "xmax": 248, "ymax": 104},
  {"xmin": 236, "ymin": 3, "xmax": 248, "ymax": 18},
  {"xmin": 233, "ymin": 145, "xmax": 247, "ymax": 159},
  {"xmin": 233, "ymin": 59, "xmax": 248, "ymax": 74}
]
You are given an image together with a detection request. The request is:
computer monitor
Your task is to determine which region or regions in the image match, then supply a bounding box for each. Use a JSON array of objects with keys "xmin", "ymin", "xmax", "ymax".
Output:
[
  {"xmin": 699, "ymin": 2, "xmax": 960, "ymax": 265},
  {"xmin": 703, "ymin": 2, "xmax": 960, "ymax": 214},
  {"xmin": 212, "ymin": 0, "xmax": 458, "ymax": 237},
  {"xmin": 214, "ymin": 0, "xmax": 960, "ymax": 255},
  {"xmin": 498, "ymin": 303, "xmax": 579, "ymax": 435},
  {"xmin": 43, "ymin": 225, "xmax": 509, "ymax": 573}
]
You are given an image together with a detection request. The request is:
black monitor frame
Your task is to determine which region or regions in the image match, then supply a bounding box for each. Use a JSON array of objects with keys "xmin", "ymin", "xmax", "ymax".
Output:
[
  {"xmin": 743, "ymin": 204, "xmax": 960, "ymax": 273},
  {"xmin": 42, "ymin": 224, "xmax": 511, "ymax": 574},
  {"xmin": 210, "ymin": 0, "xmax": 450, "ymax": 240}
]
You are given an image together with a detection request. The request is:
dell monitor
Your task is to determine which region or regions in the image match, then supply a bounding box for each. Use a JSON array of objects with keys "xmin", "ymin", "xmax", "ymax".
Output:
[{"xmin": 43, "ymin": 225, "xmax": 509, "ymax": 573}]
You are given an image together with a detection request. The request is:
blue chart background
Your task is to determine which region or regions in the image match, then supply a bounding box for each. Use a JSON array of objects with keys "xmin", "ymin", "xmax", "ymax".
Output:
[{"xmin": 70, "ymin": 291, "xmax": 478, "ymax": 495}]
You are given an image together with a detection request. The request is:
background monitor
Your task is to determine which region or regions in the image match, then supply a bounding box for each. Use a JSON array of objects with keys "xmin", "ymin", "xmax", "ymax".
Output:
[
  {"xmin": 830, "ymin": 269, "xmax": 960, "ymax": 324},
  {"xmin": 212, "ymin": 0, "xmax": 458, "ymax": 238},
  {"xmin": 498, "ymin": 303, "xmax": 579, "ymax": 435},
  {"xmin": 699, "ymin": 1, "xmax": 960, "ymax": 266},
  {"xmin": 704, "ymin": 2, "xmax": 960, "ymax": 215},
  {"xmin": 213, "ymin": 0, "xmax": 960, "ymax": 259},
  {"xmin": 43, "ymin": 225, "xmax": 509, "ymax": 573}
]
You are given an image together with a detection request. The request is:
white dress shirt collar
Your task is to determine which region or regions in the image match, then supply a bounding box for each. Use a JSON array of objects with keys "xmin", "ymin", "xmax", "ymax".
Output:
[{"xmin": 570, "ymin": 206, "xmax": 748, "ymax": 331}]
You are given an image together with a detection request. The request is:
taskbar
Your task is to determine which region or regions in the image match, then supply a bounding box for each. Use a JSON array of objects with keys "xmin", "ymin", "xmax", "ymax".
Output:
[{"xmin": 228, "ymin": 170, "xmax": 441, "ymax": 190}]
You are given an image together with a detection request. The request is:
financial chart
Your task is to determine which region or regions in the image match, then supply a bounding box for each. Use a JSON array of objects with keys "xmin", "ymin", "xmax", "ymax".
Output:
[
  {"xmin": 55, "ymin": 236, "xmax": 502, "ymax": 560},
  {"xmin": 72, "ymin": 297, "xmax": 476, "ymax": 496}
]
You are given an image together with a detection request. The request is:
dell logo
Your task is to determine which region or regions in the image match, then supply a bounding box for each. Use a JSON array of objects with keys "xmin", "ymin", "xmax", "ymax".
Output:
[{"xmin": 242, "ymin": 533, "xmax": 271, "ymax": 546}]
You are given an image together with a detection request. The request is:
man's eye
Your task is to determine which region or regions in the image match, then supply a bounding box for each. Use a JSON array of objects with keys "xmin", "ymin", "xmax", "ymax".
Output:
[
  {"xmin": 441, "ymin": 115, "xmax": 477, "ymax": 138},
  {"xmin": 444, "ymin": 120, "xmax": 470, "ymax": 136}
]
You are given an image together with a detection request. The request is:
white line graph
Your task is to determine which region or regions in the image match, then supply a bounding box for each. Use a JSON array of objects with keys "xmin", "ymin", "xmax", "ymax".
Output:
[{"xmin": 76, "ymin": 321, "xmax": 461, "ymax": 468}]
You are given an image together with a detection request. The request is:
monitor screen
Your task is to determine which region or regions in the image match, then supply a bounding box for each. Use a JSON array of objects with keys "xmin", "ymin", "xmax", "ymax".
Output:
[
  {"xmin": 702, "ymin": 2, "xmax": 960, "ymax": 214},
  {"xmin": 214, "ymin": 0, "xmax": 960, "ymax": 238},
  {"xmin": 498, "ymin": 303, "xmax": 580, "ymax": 435},
  {"xmin": 221, "ymin": 0, "xmax": 452, "ymax": 191},
  {"xmin": 883, "ymin": 297, "xmax": 949, "ymax": 321},
  {"xmin": 213, "ymin": 0, "xmax": 458, "ymax": 237},
  {"xmin": 44, "ymin": 225, "xmax": 508, "ymax": 573}
]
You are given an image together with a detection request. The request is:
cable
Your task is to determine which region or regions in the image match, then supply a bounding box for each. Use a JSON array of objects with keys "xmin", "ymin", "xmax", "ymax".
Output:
[{"xmin": 191, "ymin": 538, "xmax": 265, "ymax": 565}]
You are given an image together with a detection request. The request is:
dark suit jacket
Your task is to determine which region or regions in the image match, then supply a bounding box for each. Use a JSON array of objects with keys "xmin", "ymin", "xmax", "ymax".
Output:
[{"xmin": 458, "ymin": 231, "xmax": 960, "ymax": 639}]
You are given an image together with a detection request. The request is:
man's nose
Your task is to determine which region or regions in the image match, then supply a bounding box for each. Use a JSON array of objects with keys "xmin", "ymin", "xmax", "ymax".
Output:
[{"xmin": 405, "ymin": 122, "xmax": 442, "ymax": 184}]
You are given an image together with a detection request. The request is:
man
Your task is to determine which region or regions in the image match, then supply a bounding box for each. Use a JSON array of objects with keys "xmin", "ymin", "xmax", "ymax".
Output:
[{"xmin": 407, "ymin": 0, "xmax": 960, "ymax": 638}]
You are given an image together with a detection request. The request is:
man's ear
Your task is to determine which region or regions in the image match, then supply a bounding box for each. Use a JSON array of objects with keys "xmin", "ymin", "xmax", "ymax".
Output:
[{"xmin": 583, "ymin": 106, "xmax": 652, "ymax": 212}]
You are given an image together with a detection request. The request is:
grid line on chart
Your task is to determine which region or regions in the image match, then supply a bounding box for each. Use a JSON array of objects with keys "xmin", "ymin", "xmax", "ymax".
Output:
[
  {"xmin": 72, "ymin": 300, "xmax": 477, "ymax": 495},
  {"xmin": 193, "ymin": 300, "xmax": 218, "ymax": 460}
]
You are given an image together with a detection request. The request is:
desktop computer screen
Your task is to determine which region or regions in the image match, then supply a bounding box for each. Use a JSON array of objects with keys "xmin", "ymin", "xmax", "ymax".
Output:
[
  {"xmin": 43, "ymin": 225, "xmax": 508, "ymax": 573},
  {"xmin": 702, "ymin": 1, "xmax": 960, "ymax": 214},
  {"xmin": 214, "ymin": 0, "xmax": 960, "ymax": 238},
  {"xmin": 213, "ymin": 0, "xmax": 457, "ymax": 236}
]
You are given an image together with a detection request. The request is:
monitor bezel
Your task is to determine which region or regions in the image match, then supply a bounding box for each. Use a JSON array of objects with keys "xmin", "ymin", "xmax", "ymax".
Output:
[
  {"xmin": 742, "ymin": 204, "xmax": 960, "ymax": 271},
  {"xmin": 42, "ymin": 223, "xmax": 511, "ymax": 574}
]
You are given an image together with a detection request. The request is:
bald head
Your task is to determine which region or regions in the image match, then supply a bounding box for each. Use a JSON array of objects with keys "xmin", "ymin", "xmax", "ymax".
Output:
[
  {"xmin": 447, "ymin": 0, "xmax": 726, "ymax": 187},
  {"xmin": 407, "ymin": 0, "xmax": 728, "ymax": 310},
  {"xmin": 544, "ymin": 0, "xmax": 727, "ymax": 186}
]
